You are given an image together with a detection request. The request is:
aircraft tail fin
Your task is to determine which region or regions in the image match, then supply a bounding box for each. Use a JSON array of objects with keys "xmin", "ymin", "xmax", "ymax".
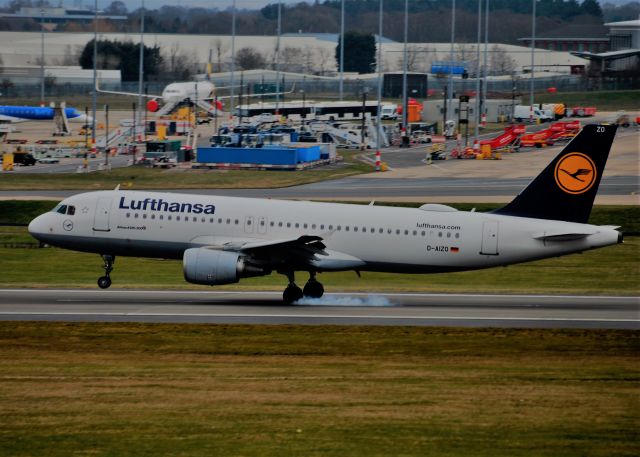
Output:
[{"xmin": 493, "ymin": 124, "xmax": 617, "ymax": 224}]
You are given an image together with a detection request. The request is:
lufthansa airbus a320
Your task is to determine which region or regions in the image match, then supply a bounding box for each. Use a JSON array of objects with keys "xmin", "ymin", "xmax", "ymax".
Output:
[{"xmin": 29, "ymin": 124, "xmax": 622, "ymax": 303}]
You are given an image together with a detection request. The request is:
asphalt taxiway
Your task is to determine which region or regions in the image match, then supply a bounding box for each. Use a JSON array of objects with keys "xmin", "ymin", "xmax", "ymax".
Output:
[{"xmin": 0, "ymin": 289, "xmax": 637, "ymax": 329}]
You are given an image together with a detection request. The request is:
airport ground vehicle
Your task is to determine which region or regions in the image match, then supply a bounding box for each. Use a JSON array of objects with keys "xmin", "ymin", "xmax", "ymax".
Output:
[
  {"xmin": 380, "ymin": 104, "xmax": 398, "ymax": 120},
  {"xmin": 513, "ymin": 105, "xmax": 554, "ymax": 123},
  {"xmin": 12, "ymin": 152, "xmax": 36, "ymax": 166}
]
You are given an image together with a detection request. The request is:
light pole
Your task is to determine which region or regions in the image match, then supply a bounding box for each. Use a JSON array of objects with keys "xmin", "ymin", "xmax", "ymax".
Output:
[
  {"xmin": 91, "ymin": 0, "xmax": 98, "ymax": 155},
  {"xmin": 401, "ymin": 0, "xmax": 408, "ymax": 144},
  {"xmin": 447, "ymin": 0, "xmax": 456, "ymax": 133},
  {"xmin": 230, "ymin": 0, "xmax": 236, "ymax": 124},
  {"xmin": 375, "ymin": 0, "xmax": 383, "ymax": 171},
  {"xmin": 339, "ymin": 0, "xmax": 345, "ymax": 101},
  {"xmin": 275, "ymin": 0, "xmax": 282, "ymax": 114},
  {"xmin": 360, "ymin": 85, "xmax": 368, "ymax": 151},
  {"xmin": 482, "ymin": 0, "xmax": 489, "ymax": 127},
  {"xmin": 137, "ymin": 0, "xmax": 145, "ymax": 142},
  {"xmin": 39, "ymin": 8, "xmax": 45, "ymax": 106},
  {"xmin": 530, "ymin": 0, "xmax": 536, "ymax": 121},
  {"xmin": 474, "ymin": 0, "xmax": 482, "ymax": 141}
]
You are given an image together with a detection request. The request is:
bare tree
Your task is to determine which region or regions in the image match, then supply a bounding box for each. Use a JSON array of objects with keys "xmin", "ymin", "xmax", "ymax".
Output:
[
  {"xmin": 405, "ymin": 45, "xmax": 431, "ymax": 72},
  {"xmin": 489, "ymin": 45, "xmax": 517, "ymax": 76},
  {"xmin": 212, "ymin": 38, "xmax": 227, "ymax": 73},
  {"xmin": 455, "ymin": 43, "xmax": 475, "ymax": 67},
  {"xmin": 281, "ymin": 46, "xmax": 303, "ymax": 73},
  {"xmin": 54, "ymin": 44, "xmax": 81, "ymax": 66},
  {"xmin": 302, "ymin": 45, "xmax": 314, "ymax": 74},
  {"xmin": 235, "ymin": 47, "xmax": 266, "ymax": 71},
  {"xmin": 163, "ymin": 43, "xmax": 198, "ymax": 81},
  {"xmin": 314, "ymin": 47, "xmax": 333, "ymax": 75}
]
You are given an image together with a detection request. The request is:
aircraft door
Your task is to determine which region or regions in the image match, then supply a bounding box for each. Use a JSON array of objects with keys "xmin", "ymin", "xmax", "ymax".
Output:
[
  {"xmin": 257, "ymin": 217, "xmax": 267, "ymax": 235},
  {"xmin": 93, "ymin": 197, "xmax": 112, "ymax": 232},
  {"xmin": 244, "ymin": 216, "xmax": 254, "ymax": 234},
  {"xmin": 480, "ymin": 221, "xmax": 499, "ymax": 255}
]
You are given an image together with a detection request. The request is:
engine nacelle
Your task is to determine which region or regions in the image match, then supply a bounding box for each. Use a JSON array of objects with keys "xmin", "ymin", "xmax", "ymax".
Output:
[{"xmin": 183, "ymin": 248, "xmax": 269, "ymax": 286}]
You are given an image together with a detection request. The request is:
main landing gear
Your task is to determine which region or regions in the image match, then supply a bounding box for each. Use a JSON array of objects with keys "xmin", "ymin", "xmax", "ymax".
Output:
[
  {"xmin": 282, "ymin": 271, "xmax": 324, "ymax": 304},
  {"xmin": 97, "ymin": 254, "xmax": 114, "ymax": 289}
]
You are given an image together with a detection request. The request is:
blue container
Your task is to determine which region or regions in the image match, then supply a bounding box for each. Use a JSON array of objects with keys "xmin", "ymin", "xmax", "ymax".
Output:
[
  {"xmin": 196, "ymin": 144, "xmax": 321, "ymax": 165},
  {"xmin": 431, "ymin": 62, "xmax": 466, "ymax": 75}
]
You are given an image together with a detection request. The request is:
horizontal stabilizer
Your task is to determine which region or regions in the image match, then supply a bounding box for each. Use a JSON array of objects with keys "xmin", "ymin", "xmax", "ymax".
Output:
[{"xmin": 533, "ymin": 232, "xmax": 594, "ymax": 241}]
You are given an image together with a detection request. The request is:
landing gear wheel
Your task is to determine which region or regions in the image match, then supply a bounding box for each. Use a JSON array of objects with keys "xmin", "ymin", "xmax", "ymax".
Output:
[
  {"xmin": 283, "ymin": 285, "xmax": 303, "ymax": 305},
  {"xmin": 97, "ymin": 254, "xmax": 115, "ymax": 289},
  {"xmin": 97, "ymin": 276, "xmax": 112, "ymax": 289},
  {"xmin": 303, "ymin": 280, "xmax": 324, "ymax": 298}
]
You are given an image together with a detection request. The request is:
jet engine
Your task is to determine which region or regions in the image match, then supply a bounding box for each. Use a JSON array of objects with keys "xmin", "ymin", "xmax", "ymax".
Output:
[{"xmin": 183, "ymin": 248, "xmax": 270, "ymax": 286}]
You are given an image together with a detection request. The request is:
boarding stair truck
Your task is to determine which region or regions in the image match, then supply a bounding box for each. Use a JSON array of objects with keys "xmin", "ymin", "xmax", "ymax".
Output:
[
  {"xmin": 52, "ymin": 102, "xmax": 71, "ymax": 136},
  {"xmin": 367, "ymin": 121, "xmax": 389, "ymax": 148},
  {"xmin": 519, "ymin": 126, "xmax": 556, "ymax": 147},
  {"xmin": 155, "ymin": 100, "xmax": 180, "ymax": 117},
  {"xmin": 513, "ymin": 105, "xmax": 553, "ymax": 123},
  {"xmin": 479, "ymin": 124, "xmax": 526, "ymax": 154},
  {"xmin": 548, "ymin": 120, "xmax": 581, "ymax": 143},
  {"xmin": 306, "ymin": 121, "xmax": 368, "ymax": 149}
]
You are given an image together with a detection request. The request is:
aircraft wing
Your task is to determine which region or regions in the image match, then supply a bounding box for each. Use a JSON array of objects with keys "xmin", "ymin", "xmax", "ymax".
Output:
[
  {"xmin": 204, "ymin": 82, "xmax": 297, "ymax": 101},
  {"xmin": 0, "ymin": 114, "xmax": 24, "ymax": 123},
  {"xmin": 95, "ymin": 79, "xmax": 161, "ymax": 99},
  {"xmin": 192, "ymin": 234, "xmax": 364, "ymax": 271}
]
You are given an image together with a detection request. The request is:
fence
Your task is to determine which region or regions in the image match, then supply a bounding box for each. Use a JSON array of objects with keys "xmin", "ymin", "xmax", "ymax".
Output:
[{"xmin": 1, "ymin": 75, "xmax": 637, "ymax": 102}]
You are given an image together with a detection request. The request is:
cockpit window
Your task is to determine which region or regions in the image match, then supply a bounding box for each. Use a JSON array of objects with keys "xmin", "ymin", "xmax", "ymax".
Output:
[
  {"xmin": 67, "ymin": 206, "xmax": 75, "ymax": 215},
  {"xmin": 56, "ymin": 205, "xmax": 67, "ymax": 215}
]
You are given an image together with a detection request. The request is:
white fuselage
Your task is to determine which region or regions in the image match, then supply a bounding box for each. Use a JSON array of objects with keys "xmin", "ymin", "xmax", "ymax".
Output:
[
  {"xmin": 161, "ymin": 82, "xmax": 215, "ymax": 104},
  {"xmin": 28, "ymin": 190, "xmax": 620, "ymax": 274}
]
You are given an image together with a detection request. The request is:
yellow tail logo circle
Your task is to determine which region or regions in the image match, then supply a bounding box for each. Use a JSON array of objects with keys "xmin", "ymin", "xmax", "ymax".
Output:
[{"xmin": 554, "ymin": 152, "xmax": 597, "ymax": 195}]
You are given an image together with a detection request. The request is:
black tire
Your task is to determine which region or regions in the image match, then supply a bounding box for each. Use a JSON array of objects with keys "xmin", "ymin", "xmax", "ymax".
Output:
[
  {"xmin": 303, "ymin": 281, "xmax": 324, "ymax": 298},
  {"xmin": 97, "ymin": 276, "xmax": 111, "ymax": 289},
  {"xmin": 283, "ymin": 285, "xmax": 303, "ymax": 304}
]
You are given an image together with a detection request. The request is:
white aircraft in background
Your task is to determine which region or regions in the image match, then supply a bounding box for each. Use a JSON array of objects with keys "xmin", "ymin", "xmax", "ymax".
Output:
[
  {"xmin": 96, "ymin": 79, "xmax": 295, "ymax": 116},
  {"xmin": 96, "ymin": 79, "xmax": 221, "ymax": 115},
  {"xmin": 29, "ymin": 124, "xmax": 621, "ymax": 304}
]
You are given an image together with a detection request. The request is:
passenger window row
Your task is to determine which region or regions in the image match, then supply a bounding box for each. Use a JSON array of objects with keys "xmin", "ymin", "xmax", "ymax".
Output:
[{"xmin": 123, "ymin": 212, "xmax": 461, "ymax": 239}]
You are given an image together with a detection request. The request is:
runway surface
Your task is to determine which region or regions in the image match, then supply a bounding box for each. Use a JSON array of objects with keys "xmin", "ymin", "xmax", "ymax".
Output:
[{"xmin": 0, "ymin": 289, "xmax": 637, "ymax": 329}]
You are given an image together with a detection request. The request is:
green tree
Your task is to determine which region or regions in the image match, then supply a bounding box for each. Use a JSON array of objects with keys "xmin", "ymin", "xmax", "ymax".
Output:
[
  {"xmin": 79, "ymin": 39, "xmax": 162, "ymax": 82},
  {"xmin": 581, "ymin": 0, "xmax": 603, "ymax": 18},
  {"xmin": 335, "ymin": 30, "xmax": 376, "ymax": 74}
]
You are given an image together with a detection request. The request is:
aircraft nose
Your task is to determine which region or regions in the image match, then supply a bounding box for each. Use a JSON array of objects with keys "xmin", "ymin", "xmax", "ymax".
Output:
[{"xmin": 28, "ymin": 214, "xmax": 50, "ymax": 240}]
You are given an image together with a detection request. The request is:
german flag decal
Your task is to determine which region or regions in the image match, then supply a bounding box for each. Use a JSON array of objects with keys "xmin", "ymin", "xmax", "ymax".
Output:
[{"xmin": 451, "ymin": 247, "xmax": 459, "ymax": 253}]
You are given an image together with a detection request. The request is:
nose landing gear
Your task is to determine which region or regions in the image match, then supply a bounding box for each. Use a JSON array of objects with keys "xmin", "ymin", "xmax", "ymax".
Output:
[{"xmin": 97, "ymin": 254, "xmax": 115, "ymax": 289}]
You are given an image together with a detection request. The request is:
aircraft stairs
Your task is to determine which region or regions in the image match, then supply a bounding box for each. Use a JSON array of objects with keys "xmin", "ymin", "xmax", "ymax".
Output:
[
  {"xmin": 307, "ymin": 120, "xmax": 384, "ymax": 149},
  {"xmin": 52, "ymin": 102, "xmax": 71, "ymax": 136},
  {"xmin": 156, "ymin": 100, "xmax": 180, "ymax": 116},
  {"xmin": 195, "ymin": 99, "xmax": 218, "ymax": 115},
  {"xmin": 96, "ymin": 125, "xmax": 145, "ymax": 150}
]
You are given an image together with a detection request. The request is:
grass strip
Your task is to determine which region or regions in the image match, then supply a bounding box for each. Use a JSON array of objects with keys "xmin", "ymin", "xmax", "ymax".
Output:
[
  {"xmin": 0, "ymin": 323, "xmax": 637, "ymax": 457},
  {"xmin": 0, "ymin": 151, "xmax": 372, "ymax": 190}
]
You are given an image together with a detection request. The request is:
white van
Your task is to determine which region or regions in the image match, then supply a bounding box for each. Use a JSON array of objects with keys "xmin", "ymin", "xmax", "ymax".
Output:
[
  {"xmin": 380, "ymin": 104, "xmax": 398, "ymax": 120},
  {"xmin": 513, "ymin": 105, "xmax": 553, "ymax": 123}
]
